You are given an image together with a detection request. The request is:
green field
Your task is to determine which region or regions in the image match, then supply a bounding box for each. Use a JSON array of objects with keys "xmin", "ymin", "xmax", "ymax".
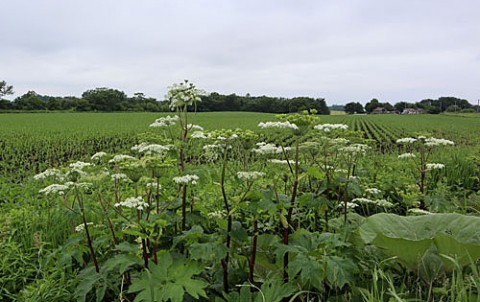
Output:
[{"xmin": 1, "ymin": 111, "xmax": 480, "ymax": 301}]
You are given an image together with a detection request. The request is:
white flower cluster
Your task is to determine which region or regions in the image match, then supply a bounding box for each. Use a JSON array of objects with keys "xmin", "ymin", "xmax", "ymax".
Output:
[
  {"xmin": 237, "ymin": 171, "xmax": 265, "ymax": 181},
  {"xmin": 252, "ymin": 142, "xmax": 289, "ymax": 155},
  {"xmin": 149, "ymin": 115, "xmax": 179, "ymax": 127},
  {"xmin": 426, "ymin": 163, "xmax": 445, "ymax": 170},
  {"xmin": 365, "ymin": 188, "xmax": 382, "ymax": 195},
  {"xmin": 187, "ymin": 124, "xmax": 204, "ymax": 131},
  {"xmin": 337, "ymin": 202, "xmax": 358, "ymax": 209},
  {"xmin": 352, "ymin": 198, "xmax": 394, "ymax": 208},
  {"xmin": 131, "ymin": 143, "xmax": 170, "ymax": 155},
  {"xmin": 340, "ymin": 144, "xmax": 369, "ymax": 155},
  {"xmin": 268, "ymin": 159, "xmax": 295, "ymax": 165},
  {"xmin": 145, "ymin": 182, "xmax": 161, "ymax": 189},
  {"xmin": 108, "ymin": 155, "xmax": 137, "ymax": 163},
  {"xmin": 91, "ymin": 152, "xmax": 107, "ymax": 161},
  {"xmin": 111, "ymin": 173, "xmax": 132, "ymax": 183},
  {"xmin": 39, "ymin": 184, "xmax": 69, "ymax": 196},
  {"xmin": 398, "ymin": 153, "xmax": 416, "ymax": 159},
  {"xmin": 191, "ymin": 131, "xmax": 208, "ymax": 139},
  {"xmin": 258, "ymin": 121, "xmax": 299, "ymax": 130},
  {"xmin": 330, "ymin": 138, "xmax": 350, "ymax": 145},
  {"xmin": 173, "ymin": 174, "xmax": 199, "ymax": 185},
  {"xmin": 396, "ymin": 137, "xmax": 417, "ymax": 144},
  {"xmin": 33, "ymin": 168, "xmax": 63, "ymax": 181},
  {"xmin": 115, "ymin": 196, "xmax": 149, "ymax": 210},
  {"xmin": 203, "ymin": 144, "xmax": 227, "ymax": 151},
  {"xmin": 424, "ymin": 138, "xmax": 454, "ymax": 147},
  {"xmin": 408, "ymin": 208, "xmax": 431, "ymax": 215},
  {"xmin": 75, "ymin": 222, "xmax": 94, "ymax": 232},
  {"xmin": 314, "ymin": 123, "xmax": 348, "ymax": 132},
  {"xmin": 69, "ymin": 161, "xmax": 92, "ymax": 169},
  {"xmin": 166, "ymin": 82, "xmax": 207, "ymax": 110}
]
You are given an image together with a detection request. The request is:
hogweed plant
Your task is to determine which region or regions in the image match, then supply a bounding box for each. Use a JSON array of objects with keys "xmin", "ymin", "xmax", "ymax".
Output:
[
  {"xmin": 19, "ymin": 81, "xmax": 479, "ymax": 302},
  {"xmin": 396, "ymin": 136, "xmax": 454, "ymax": 210}
]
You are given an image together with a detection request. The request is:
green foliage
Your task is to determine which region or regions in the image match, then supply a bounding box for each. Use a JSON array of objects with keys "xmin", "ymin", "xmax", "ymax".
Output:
[
  {"xmin": 220, "ymin": 280, "xmax": 296, "ymax": 302},
  {"xmin": 344, "ymin": 102, "xmax": 364, "ymax": 114},
  {"xmin": 198, "ymin": 93, "xmax": 330, "ymax": 114},
  {"xmin": 1, "ymin": 106, "xmax": 480, "ymax": 302},
  {"xmin": 0, "ymin": 80, "xmax": 14, "ymax": 98},
  {"xmin": 359, "ymin": 213, "xmax": 480, "ymax": 272},
  {"xmin": 128, "ymin": 252, "xmax": 208, "ymax": 302},
  {"xmin": 276, "ymin": 230, "xmax": 357, "ymax": 290}
]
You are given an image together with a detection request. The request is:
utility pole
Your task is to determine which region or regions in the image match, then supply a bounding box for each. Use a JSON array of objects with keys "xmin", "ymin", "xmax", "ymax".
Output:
[{"xmin": 477, "ymin": 99, "xmax": 479, "ymax": 113}]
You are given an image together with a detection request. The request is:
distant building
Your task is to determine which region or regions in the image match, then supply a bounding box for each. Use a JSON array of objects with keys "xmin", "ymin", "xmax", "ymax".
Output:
[
  {"xmin": 402, "ymin": 108, "xmax": 425, "ymax": 115},
  {"xmin": 372, "ymin": 107, "xmax": 387, "ymax": 114}
]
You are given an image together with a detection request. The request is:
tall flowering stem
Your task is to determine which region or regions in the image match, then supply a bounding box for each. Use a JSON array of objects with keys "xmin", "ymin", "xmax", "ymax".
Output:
[
  {"xmin": 165, "ymin": 81, "xmax": 207, "ymax": 231},
  {"xmin": 259, "ymin": 112, "xmax": 319, "ymax": 284},
  {"xmin": 220, "ymin": 150, "xmax": 232, "ymax": 292},
  {"xmin": 97, "ymin": 193, "xmax": 118, "ymax": 245},
  {"xmin": 74, "ymin": 187, "xmax": 100, "ymax": 273},
  {"xmin": 396, "ymin": 137, "xmax": 453, "ymax": 209},
  {"xmin": 283, "ymin": 139, "xmax": 299, "ymax": 282},
  {"xmin": 249, "ymin": 217, "xmax": 258, "ymax": 287}
]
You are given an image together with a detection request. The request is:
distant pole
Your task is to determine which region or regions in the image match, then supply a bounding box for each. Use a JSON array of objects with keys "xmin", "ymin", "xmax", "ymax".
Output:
[{"xmin": 477, "ymin": 99, "xmax": 479, "ymax": 113}]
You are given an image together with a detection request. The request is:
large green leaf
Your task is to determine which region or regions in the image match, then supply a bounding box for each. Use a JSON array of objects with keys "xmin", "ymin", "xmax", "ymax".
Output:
[
  {"xmin": 128, "ymin": 251, "xmax": 208, "ymax": 302},
  {"xmin": 220, "ymin": 280, "xmax": 295, "ymax": 302},
  {"xmin": 359, "ymin": 213, "xmax": 480, "ymax": 272}
]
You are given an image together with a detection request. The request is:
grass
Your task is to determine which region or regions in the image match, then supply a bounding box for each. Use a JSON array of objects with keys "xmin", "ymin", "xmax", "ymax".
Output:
[{"xmin": 0, "ymin": 111, "xmax": 277, "ymax": 134}]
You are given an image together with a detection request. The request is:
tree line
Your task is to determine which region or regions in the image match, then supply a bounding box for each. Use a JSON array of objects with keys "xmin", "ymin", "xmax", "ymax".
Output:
[
  {"xmin": 344, "ymin": 97, "xmax": 477, "ymax": 114},
  {"xmin": 0, "ymin": 81, "xmax": 330, "ymax": 114},
  {"xmin": 1, "ymin": 80, "xmax": 476, "ymax": 115}
]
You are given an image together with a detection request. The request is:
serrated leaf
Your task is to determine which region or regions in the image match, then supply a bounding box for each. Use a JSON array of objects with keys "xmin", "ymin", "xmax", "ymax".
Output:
[
  {"xmin": 259, "ymin": 280, "xmax": 296, "ymax": 302},
  {"xmin": 74, "ymin": 267, "xmax": 103, "ymax": 302},
  {"xmin": 325, "ymin": 255, "xmax": 356, "ymax": 288},
  {"xmin": 189, "ymin": 242, "xmax": 227, "ymax": 262},
  {"xmin": 128, "ymin": 251, "xmax": 208, "ymax": 302}
]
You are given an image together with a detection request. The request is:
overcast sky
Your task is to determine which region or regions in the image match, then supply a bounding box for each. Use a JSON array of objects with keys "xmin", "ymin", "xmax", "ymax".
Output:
[{"xmin": 2, "ymin": 0, "xmax": 479, "ymax": 105}]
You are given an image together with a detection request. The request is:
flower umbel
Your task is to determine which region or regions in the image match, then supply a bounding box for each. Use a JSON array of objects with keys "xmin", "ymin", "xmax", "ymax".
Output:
[
  {"xmin": 314, "ymin": 123, "xmax": 348, "ymax": 132},
  {"xmin": 237, "ymin": 171, "xmax": 265, "ymax": 181},
  {"xmin": 258, "ymin": 121, "xmax": 299, "ymax": 130},
  {"xmin": 149, "ymin": 115, "xmax": 179, "ymax": 128},
  {"xmin": 39, "ymin": 184, "xmax": 69, "ymax": 196},
  {"xmin": 166, "ymin": 81, "xmax": 208, "ymax": 110},
  {"xmin": 398, "ymin": 153, "xmax": 416, "ymax": 159},
  {"xmin": 173, "ymin": 174, "xmax": 199, "ymax": 185},
  {"xmin": 115, "ymin": 197, "xmax": 149, "ymax": 211}
]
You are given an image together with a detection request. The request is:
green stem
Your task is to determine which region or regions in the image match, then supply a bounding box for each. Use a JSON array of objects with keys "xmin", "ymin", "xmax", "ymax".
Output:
[{"xmin": 75, "ymin": 187, "xmax": 99, "ymax": 273}]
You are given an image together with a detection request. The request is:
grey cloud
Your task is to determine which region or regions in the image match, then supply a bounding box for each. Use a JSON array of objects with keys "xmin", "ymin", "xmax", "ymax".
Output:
[{"xmin": 1, "ymin": 0, "xmax": 479, "ymax": 104}]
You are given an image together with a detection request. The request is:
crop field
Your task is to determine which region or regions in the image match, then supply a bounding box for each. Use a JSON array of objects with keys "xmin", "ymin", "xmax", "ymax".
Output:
[{"xmin": 1, "ymin": 106, "xmax": 480, "ymax": 301}]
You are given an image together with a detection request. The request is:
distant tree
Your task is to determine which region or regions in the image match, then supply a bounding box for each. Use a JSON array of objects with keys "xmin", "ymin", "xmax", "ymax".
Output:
[
  {"xmin": 13, "ymin": 91, "xmax": 46, "ymax": 110},
  {"xmin": 365, "ymin": 98, "xmax": 380, "ymax": 113},
  {"xmin": 383, "ymin": 102, "xmax": 395, "ymax": 111},
  {"xmin": 446, "ymin": 105, "xmax": 460, "ymax": 112},
  {"xmin": 0, "ymin": 81, "xmax": 14, "ymax": 110},
  {"xmin": 394, "ymin": 101, "xmax": 415, "ymax": 112},
  {"xmin": 418, "ymin": 97, "xmax": 471, "ymax": 113},
  {"xmin": 0, "ymin": 80, "xmax": 14, "ymax": 98},
  {"xmin": 82, "ymin": 88, "xmax": 127, "ymax": 111},
  {"xmin": 344, "ymin": 102, "xmax": 364, "ymax": 114},
  {"xmin": 0, "ymin": 99, "xmax": 11, "ymax": 109},
  {"xmin": 425, "ymin": 105, "xmax": 441, "ymax": 114}
]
